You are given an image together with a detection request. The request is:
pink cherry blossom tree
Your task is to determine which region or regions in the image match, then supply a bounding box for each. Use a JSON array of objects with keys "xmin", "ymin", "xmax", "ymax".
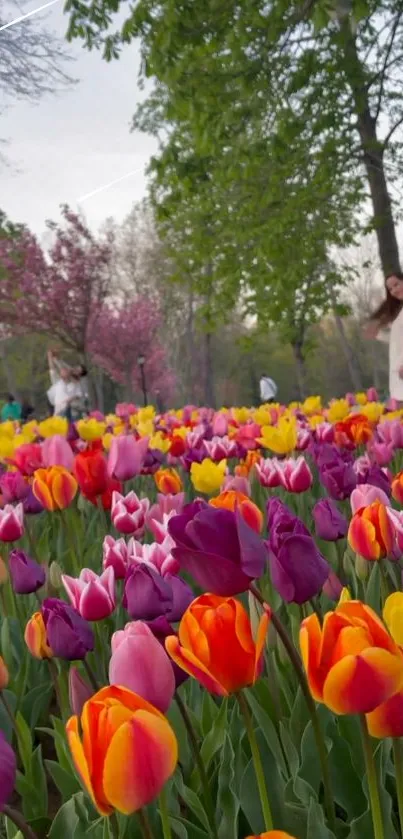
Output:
[{"xmin": 90, "ymin": 298, "xmax": 176, "ymax": 402}]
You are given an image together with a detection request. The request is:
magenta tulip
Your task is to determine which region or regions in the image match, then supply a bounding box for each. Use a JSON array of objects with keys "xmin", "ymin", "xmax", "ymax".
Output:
[
  {"xmin": 107, "ymin": 435, "xmax": 149, "ymax": 481},
  {"xmin": 68, "ymin": 667, "xmax": 94, "ymax": 716},
  {"xmin": 111, "ymin": 490, "xmax": 150, "ymax": 536},
  {"xmin": 109, "ymin": 621, "xmax": 175, "ymax": 712},
  {"xmin": 62, "ymin": 567, "xmax": 116, "ymax": 621},
  {"xmin": 0, "ymin": 504, "xmax": 24, "ymax": 543},
  {"xmin": 102, "ymin": 535, "xmax": 130, "ymax": 579},
  {"xmin": 127, "ymin": 537, "xmax": 179, "ymax": 576}
]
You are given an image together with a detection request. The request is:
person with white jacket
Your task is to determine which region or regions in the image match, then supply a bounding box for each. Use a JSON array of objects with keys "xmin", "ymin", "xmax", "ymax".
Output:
[
  {"xmin": 259, "ymin": 374, "xmax": 278, "ymax": 404},
  {"xmin": 364, "ymin": 273, "xmax": 403, "ymax": 404}
]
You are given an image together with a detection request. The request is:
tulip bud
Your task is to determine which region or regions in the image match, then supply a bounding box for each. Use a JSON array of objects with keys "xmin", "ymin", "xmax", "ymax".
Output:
[
  {"xmin": 69, "ymin": 667, "xmax": 94, "ymax": 716},
  {"xmin": 0, "ymin": 557, "xmax": 8, "ymax": 585},
  {"xmin": 0, "ymin": 656, "xmax": 9, "ymax": 690},
  {"xmin": 49, "ymin": 561, "xmax": 63, "ymax": 589},
  {"xmin": 355, "ymin": 554, "xmax": 369, "ymax": 581}
]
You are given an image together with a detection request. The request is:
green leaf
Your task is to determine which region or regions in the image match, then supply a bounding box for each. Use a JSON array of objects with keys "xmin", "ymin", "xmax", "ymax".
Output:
[
  {"xmin": 216, "ymin": 733, "xmax": 239, "ymax": 839},
  {"xmin": 15, "ymin": 711, "xmax": 32, "ymax": 774},
  {"xmin": 21, "ymin": 683, "xmax": 52, "ymax": 731},
  {"xmin": 306, "ymin": 798, "xmax": 336, "ymax": 838},
  {"xmin": 174, "ymin": 773, "xmax": 210, "ymax": 832},
  {"xmin": 45, "ymin": 759, "xmax": 81, "ymax": 801},
  {"xmin": 365, "ymin": 563, "xmax": 381, "ymax": 613}
]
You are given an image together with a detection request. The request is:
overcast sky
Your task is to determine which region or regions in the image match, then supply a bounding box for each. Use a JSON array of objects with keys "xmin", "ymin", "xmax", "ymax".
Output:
[{"xmin": 1, "ymin": 0, "xmax": 156, "ymax": 239}]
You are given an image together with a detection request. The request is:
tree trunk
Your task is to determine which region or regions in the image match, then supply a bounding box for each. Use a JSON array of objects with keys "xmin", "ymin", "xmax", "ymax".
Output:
[
  {"xmin": 204, "ymin": 330, "xmax": 216, "ymax": 408},
  {"xmin": 333, "ymin": 311, "xmax": 363, "ymax": 390},
  {"xmin": 186, "ymin": 285, "xmax": 197, "ymax": 403},
  {"xmin": 0, "ymin": 340, "xmax": 15, "ymax": 396},
  {"xmin": 342, "ymin": 24, "xmax": 401, "ymax": 276},
  {"xmin": 292, "ymin": 341, "xmax": 306, "ymax": 400}
]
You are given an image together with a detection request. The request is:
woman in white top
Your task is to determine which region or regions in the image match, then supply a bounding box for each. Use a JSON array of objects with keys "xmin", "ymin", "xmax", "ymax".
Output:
[
  {"xmin": 47, "ymin": 351, "xmax": 75, "ymax": 418},
  {"xmin": 365, "ymin": 273, "xmax": 403, "ymax": 404}
]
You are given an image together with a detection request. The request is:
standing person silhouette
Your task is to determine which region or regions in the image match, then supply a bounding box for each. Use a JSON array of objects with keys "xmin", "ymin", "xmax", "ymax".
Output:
[{"xmin": 365, "ymin": 273, "xmax": 403, "ymax": 406}]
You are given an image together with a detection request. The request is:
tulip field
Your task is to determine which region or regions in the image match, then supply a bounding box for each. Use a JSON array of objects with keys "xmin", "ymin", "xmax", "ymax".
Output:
[{"xmin": 2, "ymin": 395, "xmax": 403, "ymax": 839}]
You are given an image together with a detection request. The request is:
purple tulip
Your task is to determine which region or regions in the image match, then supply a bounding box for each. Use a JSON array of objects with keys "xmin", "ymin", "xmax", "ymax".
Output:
[
  {"xmin": 41, "ymin": 598, "xmax": 94, "ymax": 660},
  {"xmin": 312, "ymin": 499, "xmax": 348, "ymax": 541},
  {"xmin": 354, "ymin": 458, "xmax": 391, "ymax": 496},
  {"xmin": 9, "ymin": 549, "xmax": 46, "ymax": 594},
  {"xmin": 319, "ymin": 460, "xmax": 357, "ymax": 501},
  {"xmin": 165, "ymin": 574, "xmax": 194, "ymax": 622},
  {"xmin": 123, "ymin": 564, "xmax": 173, "ymax": 621},
  {"xmin": 267, "ymin": 499, "xmax": 329, "ymax": 604},
  {"xmin": 0, "ymin": 731, "xmax": 16, "ymax": 812},
  {"xmin": 147, "ymin": 616, "xmax": 188, "ymax": 687},
  {"xmin": 68, "ymin": 667, "xmax": 94, "ymax": 716},
  {"xmin": 168, "ymin": 500, "xmax": 267, "ymax": 595},
  {"xmin": 141, "ymin": 448, "xmax": 165, "ymax": 475},
  {"xmin": 23, "ymin": 486, "xmax": 44, "ymax": 515}
]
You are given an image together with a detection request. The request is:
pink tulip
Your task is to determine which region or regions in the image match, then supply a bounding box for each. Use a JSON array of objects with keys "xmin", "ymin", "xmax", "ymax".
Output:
[
  {"xmin": 42, "ymin": 435, "xmax": 74, "ymax": 471},
  {"xmin": 89, "ymin": 410, "xmax": 105, "ymax": 421},
  {"xmin": 350, "ymin": 483, "xmax": 391, "ymax": 514},
  {"xmin": 221, "ymin": 475, "xmax": 251, "ymax": 496},
  {"xmin": 102, "ymin": 535, "xmax": 130, "ymax": 579},
  {"xmin": 255, "ymin": 458, "xmax": 283, "ymax": 488},
  {"xmin": 147, "ymin": 510, "xmax": 177, "ymax": 544},
  {"xmin": 127, "ymin": 536, "xmax": 179, "ymax": 576},
  {"xmin": 115, "ymin": 403, "xmax": 137, "ymax": 419},
  {"xmin": 204, "ymin": 436, "xmax": 238, "ymax": 461},
  {"xmin": 0, "ymin": 504, "xmax": 24, "ymax": 542},
  {"xmin": 235, "ymin": 422, "xmax": 261, "ymax": 450},
  {"xmin": 386, "ymin": 508, "xmax": 403, "ymax": 553},
  {"xmin": 368, "ymin": 440, "xmax": 394, "ymax": 467},
  {"xmin": 378, "ymin": 419, "xmax": 403, "ymax": 449},
  {"xmin": 280, "ymin": 457, "xmax": 313, "ymax": 493},
  {"xmin": 385, "ymin": 398, "xmax": 400, "ymax": 412},
  {"xmin": 69, "ymin": 667, "xmax": 94, "ymax": 716},
  {"xmin": 211, "ymin": 413, "xmax": 228, "ymax": 437},
  {"xmin": 111, "ymin": 490, "xmax": 150, "ymax": 536},
  {"xmin": 367, "ymin": 387, "xmax": 379, "ymax": 403},
  {"xmin": 107, "ymin": 435, "xmax": 149, "ymax": 482},
  {"xmin": 314, "ymin": 423, "xmax": 335, "ymax": 443},
  {"xmin": 109, "ymin": 621, "xmax": 175, "ymax": 712},
  {"xmin": 296, "ymin": 428, "xmax": 311, "ymax": 451},
  {"xmin": 345, "ymin": 392, "xmax": 356, "ymax": 406},
  {"xmin": 62, "ymin": 567, "xmax": 116, "ymax": 621}
]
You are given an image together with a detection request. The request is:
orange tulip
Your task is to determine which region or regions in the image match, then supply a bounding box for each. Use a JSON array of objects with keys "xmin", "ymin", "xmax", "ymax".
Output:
[
  {"xmin": 0, "ymin": 656, "xmax": 9, "ymax": 689},
  {"xmin": 154, "ymin": 468, "xmax": 183, "ymax": 495},
  {"xmin": 300, "ymin": 601, "xmax": 403, "ymax": 715},
  {"xmin": 166, "ymin": 593, "xmax": 269, "ymax": 696},
  {"xmin": 209, "ymin": 490, "xmax": 263, "ymax": 533},
  {"xmin": 235, "ymin": 449, "xmax": 262, "ymax": 478},
  {"xmin": 348, "ymin": 501, "xmax": 395, "ymax": 561},
  {"xmin": 246, "ymin": 833, "xmax": 297, "ymax": 839},
  {"xmin": 392, "ymin": 471, "xmax": 403, "ymax": 505},
  {"xmin": 366, "ymin": 689, "xmax": 403, "ymax": 738},
  {"xmin": 24, "ymin": 612, "xmax": 53, "ymax": 659},
  {"xmin": 335, "ymin": 414, "xmax": 372, "ymax": 446},
  {"xmin": 66, "ymin": 685, "xmax": 178, "ymax": 816},
  {"xmin": 33, "ymin": 466, "xmax": 77, "ymax": 511}
]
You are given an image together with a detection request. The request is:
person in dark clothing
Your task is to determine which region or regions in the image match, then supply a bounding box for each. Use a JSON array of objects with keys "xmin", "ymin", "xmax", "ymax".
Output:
[{"xmin": 21, "ymin": 399, "xmax": 34, "ymax": 422}]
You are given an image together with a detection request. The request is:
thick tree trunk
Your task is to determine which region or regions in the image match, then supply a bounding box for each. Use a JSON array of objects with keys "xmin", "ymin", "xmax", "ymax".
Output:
[
  {"xmin": 333, "ymin": 311, "xmax": 363, "ymax": 390},
  {"xmin": 292, "ymin": 341, "xmax": 306, "ymax": 400},
  {"xmin": 342, "ymin": 25, "xmax": 401, "ymax": 276}
]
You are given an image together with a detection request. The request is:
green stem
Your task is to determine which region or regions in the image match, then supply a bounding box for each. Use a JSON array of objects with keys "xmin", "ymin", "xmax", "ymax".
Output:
[
  {"xmin": 360, "ymin": 715, "xmax": 384, "ymax": 839},
  {"xmin": 236, "ymin": 692, "xmax": 273, "ymax": 832},
  {"xmin": 250, "ymin": 583, "xmax": 336, "ymax": 833},
  {"xmin": 159, "ymin": 786, "xmax": 172, "ymax": 839},
  {"xmin": 83, "ymin": 658, "xmax": 100, "ymax": 692},
  {"xmin": 137, "ymin": 809, "xmax": 154, "ymax": 839},
  {"xmin": 379, "ymin": 561, "xmax": 389, "ymax": 605},
  {"xmin": 393, "ymin": 739, "xmax": 403, "ymax": 838},
  {"xmin": 3, "ymin": 804, "xmax": 38, "ymax": 839},
  {"xmin": 106, "ymin": 813, "xmax": 119, "ymax": 839},
  {"xmin": 175, "ymin": 692, "xmax": 218, "ymax": 839}
]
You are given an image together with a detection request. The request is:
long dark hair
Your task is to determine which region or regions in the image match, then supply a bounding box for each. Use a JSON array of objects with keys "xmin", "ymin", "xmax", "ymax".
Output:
[{"xmin": 370, "ymin": 272, "xmax": 403, "ymax": 325}]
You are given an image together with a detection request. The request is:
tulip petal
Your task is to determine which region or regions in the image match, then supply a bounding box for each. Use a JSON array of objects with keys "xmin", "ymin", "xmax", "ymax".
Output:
[
  {"xmin": 253, "ymin": 611, "xmax": 270, "ymax": 681},
  {"xmin": 165, "ymin": 635, "xmax": 228, "ymax": 695},
  {"xmin": 337, "ymin": 601, "xmax": 399, "ymax": 653},
  {"xmin": 32, "ymin": 479, "xmax": 56, "ymax": 512},
  {"xmin": 322, "ymin": 647, "xmax": 403, "ymax": 714},
  {"xmin": 52, "ymin": 471, "xmax": 77, "ymax": 510},
  {"xmin": 66, "ymin": 714, "xmax": 112, "ymax": 816},
  {"xmin": 103, "ymin": 710, "xmax": 178, "ymax": 814},
  {"xmin": 171, "ymin": 547, "xmax": 250, "ymax": 595},
  {"xmin": 366, "ymin": 690, "xmax": 403, "ymax": 738}
]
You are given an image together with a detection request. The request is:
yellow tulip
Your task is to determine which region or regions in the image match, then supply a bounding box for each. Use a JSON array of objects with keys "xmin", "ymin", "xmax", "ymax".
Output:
[
  {"xmin": 0, "ymin": 437, "xmax": 16, "ymax": 461},
  {"xmin": 149, "ymin": 432, "xmax": 171, "ymax": 454},
  {"xmin": 253, "ymin": 407, "xmax": 273, "ymax": 427},
  {"xmin": 190, "ymin": 459, "xmax": 227, "ymax": 495},
  {"xmin": 232, "ymin": 407, "xmax": 251, "ymax": 424},
  {"xmin": 103, "ymin": 433, "xmax": 113, "ymax": 451},
  {"xmin": 257, "ymin": 418, "xmax": 297, "ymax": 455},
  {"xmin": 355, "ymin": 392, "xmax": 368, "ymax": 406},
  {"xmin": 172, "ymin": 426, "xmax": 188, "ymax": 440},
  {"xmin": 137, "ymin": 406, "xmax": 155, "ymax": 424},
  {"xmin": 383, "ymin": 593, "xmax": 403, "ymax": 646},
  {"xmin": 38, "ymin": 417, "xmax": 69, "ymax": 438},
  {"xmin": 0, "ymin": 421, "xmax": 16, "ymax": 439},
  {"xmin": 302, "ymin": 396, "xmax": 322, "ymax": 415},
  {"xmin": 308, "ymin": 414, "xmax": 325, "ymax": 428},
  {"xmin": 338, "ymin": 587, "xmax": 351, "ymax": 605},
  {"xmin": 76, "ymin": 418, "xmax": 106, "ymax": 441},
  {"xmin": 359, "ymin": 403, "xmax": 384, "ymax": 423},
  {"xmin": 326, "ymin": 399, "xmax": 350, "ymax": 423}
]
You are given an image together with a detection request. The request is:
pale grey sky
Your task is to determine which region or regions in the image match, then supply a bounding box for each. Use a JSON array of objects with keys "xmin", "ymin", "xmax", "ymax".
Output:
[{"xmin": 1, "ymin": 0, "xmax": 156, "ymax": 237}]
